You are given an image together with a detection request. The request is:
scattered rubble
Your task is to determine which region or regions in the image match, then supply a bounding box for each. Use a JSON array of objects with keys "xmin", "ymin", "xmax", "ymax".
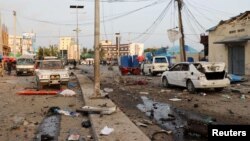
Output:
[
  {"xmin": 59, "ymin": 89, "xmax": 77, "ymax": 97},
  {"xmin": 100, "ymin": 126, "xmax": 114, "ymax": 135},
  {"xmin": 140, "ymin": 92, "xmax": 149, "ymax": 95}
]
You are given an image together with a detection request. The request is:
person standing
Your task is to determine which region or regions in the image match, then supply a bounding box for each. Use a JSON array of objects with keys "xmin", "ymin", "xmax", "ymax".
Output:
[
  {"xmin": 7, "ymin": 59, "xmax": 12, "ymax": 75},
  {"xmin": 0, "ymin": 59, "xmax": 4, "ymax": 77},
  {"xmin": 73, "ymin": 59, "xmax": 77, "ymax": 69}
]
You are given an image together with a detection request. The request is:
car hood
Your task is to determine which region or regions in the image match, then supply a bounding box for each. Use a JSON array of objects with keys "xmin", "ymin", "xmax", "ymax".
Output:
[
  {"xmin": 16, "ymin": 65, "xmax": 34, "ymax": 69},
  {"xmin": 36, "ymin": 69, "xmax": 68, "ymax": 75}
]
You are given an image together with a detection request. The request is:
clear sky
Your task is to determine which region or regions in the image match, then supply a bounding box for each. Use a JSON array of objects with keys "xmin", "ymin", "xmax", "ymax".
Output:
[{"xmin": 0, "ymin": 0, "xmax": 249, "ymax": 51}]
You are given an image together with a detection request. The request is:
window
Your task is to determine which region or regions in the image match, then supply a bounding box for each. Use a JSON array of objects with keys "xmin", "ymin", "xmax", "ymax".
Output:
[
  {"xmin": 170, "ymin": 64, "xmax": 182, "ymax": 71},
  {"xmin": 181, "ymin": 64, "xmax": 189, "ymax": 71},
  {"xmin": 229, "ymin": 30, "xmax": 236, "ymax": 34},
  {"xmin": 155, "ymin": 58, "xmax": 167, "ymax": 63},
  {"xmin": 238, "ymin": 29, "xmax": 245, "ymax": 32}
]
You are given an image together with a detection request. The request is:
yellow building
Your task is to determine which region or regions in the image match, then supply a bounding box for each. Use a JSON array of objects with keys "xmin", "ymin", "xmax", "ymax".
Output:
[
  {"xmin": 8, "ymin": 35, "xmax": 22, "ymax": 55},
  {"xmin": 208, "ymin": 11, "xmax": 250, "ymax": 75},
  {"xmin": 59, "ymin": 37, "xmax": 79, "ymax": 60}
]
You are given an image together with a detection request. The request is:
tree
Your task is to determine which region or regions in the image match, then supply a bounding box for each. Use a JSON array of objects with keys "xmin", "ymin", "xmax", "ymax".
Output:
[{"xmin": 144, "ymin": 48, "xmax": 157, "ymax": 53}]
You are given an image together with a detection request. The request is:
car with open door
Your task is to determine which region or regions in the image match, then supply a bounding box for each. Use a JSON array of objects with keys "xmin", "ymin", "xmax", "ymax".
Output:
[{"xmin": 161, "ymin": 62, "xmax": 230, "ymax": 93}]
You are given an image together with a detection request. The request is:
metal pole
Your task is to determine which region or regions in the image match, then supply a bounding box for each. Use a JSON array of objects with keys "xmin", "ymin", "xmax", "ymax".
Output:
[
  {"xmin": 94, "ymin": 0, "xmax": 101, "ymax": 97},
  {"xmin": 13, "ymin": 11, "xmax": 17, "ymax": 57},
  {"xmin": 0, "ymin": 12, "xmax": 3, "ymax": 56},
  {"xmin": 176, "ymin": 0, "xmax": 186, "ymax": 62},
  {"xmin": 76, "ymin": 8, "xmax": 79, "ymax": 62}
]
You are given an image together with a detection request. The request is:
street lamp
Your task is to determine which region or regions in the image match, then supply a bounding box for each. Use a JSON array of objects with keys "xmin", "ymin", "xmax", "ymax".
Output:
[{"xmin": 70, "ymin": 5, "xmax": 84, "ymax": 62}]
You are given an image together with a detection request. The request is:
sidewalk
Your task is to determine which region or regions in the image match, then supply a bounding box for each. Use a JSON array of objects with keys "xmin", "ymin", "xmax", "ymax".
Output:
[{"xmin": 76, "ymin": 73, "xmax": 150, "ymax": 141}]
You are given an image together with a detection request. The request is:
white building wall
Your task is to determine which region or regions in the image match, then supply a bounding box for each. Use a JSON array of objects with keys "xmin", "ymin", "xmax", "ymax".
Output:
[{"xmin": 129, "ymin": 43, "xmax": 144, "ymax": 56}]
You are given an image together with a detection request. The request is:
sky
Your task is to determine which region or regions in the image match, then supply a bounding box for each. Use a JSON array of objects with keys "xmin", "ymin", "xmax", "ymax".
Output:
[{"xmin": 0, "ymin": 0, "xmax": 249, "ymax": 51}]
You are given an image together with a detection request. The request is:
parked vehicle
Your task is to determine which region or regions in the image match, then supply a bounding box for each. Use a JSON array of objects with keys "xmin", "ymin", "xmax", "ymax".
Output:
[
  {"xmin": 141, "ymin": 56, "xmax": 169, "ymax": 76},
  {"xmin": 34, "ymin": 59, "xmax": 70, "ymax": 90},
  {"xmin": 161, "ymin": 62, "xmax": 230, "ymax": 92},
  {"xmin": 16, "ymin": 57, "xmax": 35, "ymax": 76}
]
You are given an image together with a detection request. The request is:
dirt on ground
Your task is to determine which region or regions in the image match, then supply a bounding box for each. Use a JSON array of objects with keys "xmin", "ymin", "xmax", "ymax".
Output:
[
  {"xmin": 0, "ymin": 73, "xmax": 93, "ymax": 141},
  {"xmin": 83, "ymin": 65, "xmax": 250, "ymax": 140}
]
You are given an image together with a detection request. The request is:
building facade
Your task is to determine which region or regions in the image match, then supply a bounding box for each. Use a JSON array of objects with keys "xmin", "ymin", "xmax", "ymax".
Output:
[
  {"xmin": 1, "ymin": 24, "xmax": 10, "ymax": 56},
  {"xmin": 8, "ymin": 35, "xmax": 22, "ymax": 55},
  {"xmin": 100, "ymin": 40, "xmax": 144, "ymax": 60},
  {"xmin": 208, "ymin": 11, "xmax": 250, "ymax": 75},
  {"xmin": 59, "ymin": 37, "xmax": 78, "ymax": 60},
  {"xmin": 22, "ymin": 32, "xmax": 36, "ymax": 54}
]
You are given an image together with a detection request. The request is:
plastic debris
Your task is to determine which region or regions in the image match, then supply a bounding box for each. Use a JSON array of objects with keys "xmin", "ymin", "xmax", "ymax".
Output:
[
  {"xmin": 80, "ymin": 106, "xmax": 117, "ymax": 115},
  {"xmin": 59, "ymin": 89, "xmax": 76, "ymax": 96},
  {"xmin": 100, "ymin": 126, "xmax": 114, "ymax": 135},
  {"xmin": 139, "ymin": 92, "xmax": 149, "ymax": 95},
  {"xmin": 56, "ymin": 109, "xmax": 80, "ymax": 117},
  {"xmin": 68, "ymin": 82, "xmax": 77, "ymax": 88},
  {"xmin": 134, "ymin": 121, "xmax": 148, "ymax": 127},
  {"xmin": 82, "ymin": 120, "xmax": 91, "ymax": 128},
  {"xmin": 104, "ymin": 88, "xmax": 113, "ymax": 93},
  {"xmin": 169, "ymin": 98, "xmax": 182, "ymax": 101},
  {"xmin": 222, "ymin": 94, "xmax": 231, "ymax": 99},
  {"xmin": 241, "ymin": 95, "xmax": 246, "ymax": 100},
  {"xmin": 200, "ymin": 92, "xmax": 206, "ymax": 96},
  {"xmin": 68, "ymin": 134, "xmax": 80, "ymax": 141}
]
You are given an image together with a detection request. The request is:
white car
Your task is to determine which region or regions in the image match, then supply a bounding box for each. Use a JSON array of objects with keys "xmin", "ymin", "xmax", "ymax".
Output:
[
  {"xmin": 161, "ymin": 62, "xmax": 230, "ymax": 92},
  {"xmin": 141, "ymin": 56, "xmax": 169, "ymax": 76},
  {"xmin": 16, "ymin": 57, "xmax": 35, "ymax": 76},
  {"xmin": 35, "ymin": 60, "xmax": 70, "ymax": 90}
]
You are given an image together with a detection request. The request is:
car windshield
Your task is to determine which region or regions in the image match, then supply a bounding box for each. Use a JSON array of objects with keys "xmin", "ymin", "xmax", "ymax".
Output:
[
  {"xmin": 40, "ymin": 61, "xmax": 63, "ymax": 69},
  {"xmin": 17, "ymin": 58, "xmax": 34, "ymax": 65},
  {"xmin": 155, "ymin": 58, "xmax": 167, "ymax": 63}
]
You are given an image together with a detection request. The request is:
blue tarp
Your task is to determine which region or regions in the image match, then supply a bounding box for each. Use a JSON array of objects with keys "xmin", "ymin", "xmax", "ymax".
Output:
[
  {"xmin": 228, "ymin": 74, "xmax": 247, "ymax": 83},
  {"xmin": 168, "ymin": 45, "xmax": 199, "ymax": 55}
]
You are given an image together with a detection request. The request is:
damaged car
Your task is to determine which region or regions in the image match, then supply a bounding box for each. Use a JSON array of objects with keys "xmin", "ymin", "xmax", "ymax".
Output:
[
  {"xmin": 35, "ymin": 59, "xmax": 69, "ymax": 90},
  {"xmin": 161, "ymin": 62, "xmax": 230, "ymax": 92}
]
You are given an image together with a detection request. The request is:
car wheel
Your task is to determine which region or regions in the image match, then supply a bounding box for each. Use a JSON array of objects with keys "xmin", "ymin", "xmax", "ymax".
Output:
[
  {"xmin": 187, "ymin": 80, "xmax": 195, "ymax": 93},
  {"xmin": 149, "ymin": 70, "xmax": 154, "ymax": 76},
  {"xmin": 16, "ymin": 72, "xmax": 19, "ymax": 76},
  {"xmin": 142, "ymin": 69, "xmax": 145, "ymax": 75},
  {"xmin": 162, "ymin": 77, "xmax": 170, "ymax": 88},
  {"xmin": 214, "ymin": 87, "xmax": 224, "ymax": 92}
]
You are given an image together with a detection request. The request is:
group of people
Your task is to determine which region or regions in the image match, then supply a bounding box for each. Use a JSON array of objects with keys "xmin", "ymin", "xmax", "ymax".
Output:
[{"xmin": 0, "ymin": 59, "xmax": 13, "ymax": 77}]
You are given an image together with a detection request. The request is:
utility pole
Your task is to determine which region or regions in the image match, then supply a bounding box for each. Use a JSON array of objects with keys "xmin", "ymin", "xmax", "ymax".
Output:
[
  {"xmin": 0, "ymin": 12, "xmax": 3, "ymax": 56},
  {"xmin": 94, "ymin": 0, "xmax": 101, "ymax": 97},
  {"xmin": 13, "ymin": 11, "xmax": 17, "ymax": 57},
  {"xmin": 115, "ymin": 33, "xmax": 120, "ymax": 58},
  {"xmin": 176, "ymin": 0, "xmax": 186, "ymax": 62},
  {"xmin": 70, "ymin": 5, "xmax": 84, "ymax": 62}
]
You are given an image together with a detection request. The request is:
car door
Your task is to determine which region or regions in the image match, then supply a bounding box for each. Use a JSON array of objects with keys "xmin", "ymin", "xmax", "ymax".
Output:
[
  {"xmin": 178, "ymin": 64, "xmax": 190, "ymax": 87},
  {"xmin": 167, "ymin": 64, "xmax": 182, "ymax": 85}
]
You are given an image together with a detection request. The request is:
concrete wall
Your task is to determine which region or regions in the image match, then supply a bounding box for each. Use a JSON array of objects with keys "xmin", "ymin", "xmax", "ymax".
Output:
[{"xmin": 209, "ymin": 15, "xmax": 250, "ymax": 75}]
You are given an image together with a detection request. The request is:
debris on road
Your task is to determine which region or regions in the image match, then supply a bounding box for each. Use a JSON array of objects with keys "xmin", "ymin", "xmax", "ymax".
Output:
[
  {"xmin": 82, "ymin": 120, "xmax": 91, "ymax": 128},
  {"xmin": 222, "ymin": 94, "xmax": 231, "ymax": 99},
  {"xmin": 151, "ymin": 130, "xmax": 171, "ymax": 140},
  {"xmin": 48, "ymin": 107, "xmax": 80, "ymax": 117},
  {"xmin": 67, "ymin": 82, "xmax": 77, "ymax": 88},
  {"xmin": 134, "ymin": 120, "xmax": 148, "ymax": 127},
  {"xmin": 228, "ymin": 74, "xmax": 247, "ymax": 83},
  {"xmin": 100, "ymin": 126, "xmax": 114, "ymax": 135},
  {"xmin": 104, "ymin": 88, "xmax": 113, "ymax": 93},
  {"xmin": 194, "ymin": 104, "xmax": 199, "ymax": 108},
  {"xmin": 169, "ymin": 98, "xmax": 182, "ymax": 102},
  {"xmin": 68, "ymin": 134, "xmax": 80, "ymax": 141},
  {"xmin": 17, "ymin": 90, "xmax": 58, "ymax": 95},
  {"xmin": 78, "ymin": 106, "xmax": 117, "ymax": 115},
  {"xmin": 140, "ymin": 92, "xmax": 149, "ymax": 95},
  {"xmin": 59, "ymin": 89, "xmax": 77, "ymax": 97}
]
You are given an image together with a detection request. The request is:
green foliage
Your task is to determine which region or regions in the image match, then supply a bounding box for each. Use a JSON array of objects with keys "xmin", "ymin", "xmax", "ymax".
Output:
[
  {"xmin": 144, "ymin": 48, "xmax": 157, "ymax": 53},
  {"xmin": 36, "ymin": 45, "xmax": 59, "ymax": 59}
]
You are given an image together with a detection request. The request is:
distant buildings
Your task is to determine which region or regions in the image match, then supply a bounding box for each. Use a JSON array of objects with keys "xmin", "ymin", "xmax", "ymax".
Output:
[
  {"xmin": 100, "ymin": 40, "xmax": 144, "ymax": 60},
  {"xmin": 208, "ymin": 11, "xmax": 250, "ymax": 75},
  {"xmin": 0, "ymin": 24, "xmax": 10, "ymax": 56},
  {"xmin": 8, "ymin": 35, "xmax": 22, "ymax": 55},
  {"xmin": 8, "ymin": 33, "xmax": 36, "ymax": 56},
  {"xmin": 59, "ymin": 37, "xmax": 79, "ymax": 60}
]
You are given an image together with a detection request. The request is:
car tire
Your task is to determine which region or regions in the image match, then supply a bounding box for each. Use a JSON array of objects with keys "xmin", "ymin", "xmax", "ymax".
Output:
[
  {"xmin": 16, "ymin": 72, "xmax": 19, "ymax": 76},
  {"xmin": 162, "ymin": 77, "xmax": 170, "ymax": 88},
  {"xmin": 142, "ymin": 69, "xmax": 145, "ymax": 76},
  {"xmin": 214, "ymin": 87, "xmax": 224, "ymax": 92},
  {"xmin": 149, "ymin": 70, "xmax": 155, "ymax": 76},
  {"xmin": 187, "ymin": 80, "xmax": 195, "ymax": 93}
]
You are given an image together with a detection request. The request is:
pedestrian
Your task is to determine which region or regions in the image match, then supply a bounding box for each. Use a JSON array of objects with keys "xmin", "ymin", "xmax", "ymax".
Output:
[
  {"xmin": 7, "ymin": 59, "xmax": 12, "ymax": 75},
  {"xmin": 73, "ymin": 59, "xmax": 77, "ymax": 69},
  {"xmin": 0, "ymin": 59, "xmax": 4, "ymax": 77}
]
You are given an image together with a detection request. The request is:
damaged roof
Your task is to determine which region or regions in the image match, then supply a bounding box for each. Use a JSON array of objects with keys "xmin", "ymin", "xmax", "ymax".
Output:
[{"xmin": 207, "ymin": 11, "xmax": 250, "ymax": 32}]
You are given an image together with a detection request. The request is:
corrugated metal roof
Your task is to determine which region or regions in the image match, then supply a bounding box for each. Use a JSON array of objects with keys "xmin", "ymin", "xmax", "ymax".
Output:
[{"xmin": 207, "ymin": 11, "xmax": 250, "ymax": 32}]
